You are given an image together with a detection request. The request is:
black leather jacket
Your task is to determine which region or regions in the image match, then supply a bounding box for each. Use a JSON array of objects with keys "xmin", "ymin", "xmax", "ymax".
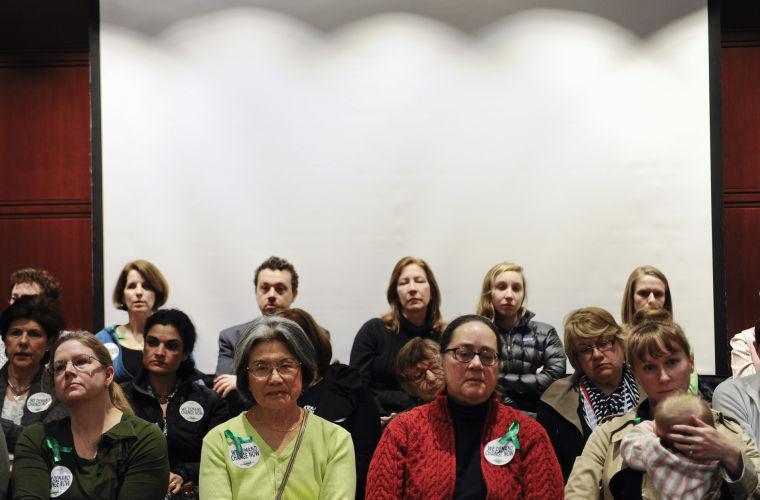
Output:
[{"xmin": 498, "ymin": 310, "xmax": 566, "ymax": 414}]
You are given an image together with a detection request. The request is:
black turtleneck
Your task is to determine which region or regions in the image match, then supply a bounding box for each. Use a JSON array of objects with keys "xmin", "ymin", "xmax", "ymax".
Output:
[{"xmin": 449, "ymin": 397, "xmax": 488, "ymax": 500}]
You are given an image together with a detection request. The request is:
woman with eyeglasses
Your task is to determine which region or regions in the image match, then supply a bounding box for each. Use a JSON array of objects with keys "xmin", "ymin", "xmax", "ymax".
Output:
[
  {"xmin": 199, "ymin": 316, "xmax": 356, "ymax": 500},
  {"xmin": 566, "ymin": 308, "xmax": 760, "ymax": 498},
  {"xmin": 367, "ymin": 314, "xmax": 563, "ymax": 499},
  {"xmin": 12, "ymin": 331, "xmax": 169, "ymax": 499},
  {"xmin": 395, "ymin": 337, "xmax": 444, "ymax": 405},
  {"xmin": 536, "ymin": 307, "xmax": 640, "ymax": 482},
  {"xmin": 123, "ymin": 309, "xmax": 229, "ymax": 499},
  {"xmin": 0, "ymin": 296, "xmax": 68, "ymax": 456},
  {"xmin": 275, "ymin": 308, "xmax": 379, "ymax": 500},
  {"xmin": 476, "ymin": 262, "xmax": 566, "ymax": 416}
]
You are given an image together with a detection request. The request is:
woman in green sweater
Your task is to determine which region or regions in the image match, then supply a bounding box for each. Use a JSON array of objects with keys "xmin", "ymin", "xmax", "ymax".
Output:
[
  {"xmin": 200, "ymin": 316, "xmax": 355, "ymax": 500},
  {"xmin": 12, "ymin": 331, "xmax": 169, "ymax": 499}
]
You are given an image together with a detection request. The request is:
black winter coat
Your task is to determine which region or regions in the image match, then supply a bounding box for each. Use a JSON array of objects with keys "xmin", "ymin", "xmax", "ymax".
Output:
[
  {"xmin": 122, "ymin": 367, "xmax": 229, "ymax": 483},
  {"xmin": 497, "ymin": 310, "xmax": 566, "ymax": 414},
  {"xmin": 299, "ymin": 363, "xmax": 381, "ymax": 500}
]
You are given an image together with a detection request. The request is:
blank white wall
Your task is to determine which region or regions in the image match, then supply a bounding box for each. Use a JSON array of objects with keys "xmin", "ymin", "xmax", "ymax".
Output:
[{"xmin": 101, "ymin": 5, "xmax": 713, "ymax": 374}]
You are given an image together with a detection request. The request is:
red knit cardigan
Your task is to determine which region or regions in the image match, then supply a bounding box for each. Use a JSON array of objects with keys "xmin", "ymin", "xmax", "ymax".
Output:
[{"xmin": 366, "ymin": 392, "xmax": 564, "ymax": 499}]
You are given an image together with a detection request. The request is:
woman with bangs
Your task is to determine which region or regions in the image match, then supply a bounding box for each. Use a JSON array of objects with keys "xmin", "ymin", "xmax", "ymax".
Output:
[
  {"xmin": 96, "ymin": 259, "xmax": 170, "ymax": 383},
  {"xmin": 476, "ymin": 262, "xmax": 565, "ymax": 416},
  {"xmin": 565, "ymin": 308, "xmax": 760, "ymax": 499},
  {"xmin": 350, "ymin": 256, "xmax": 446, "ymax": 417},
  {"xmin": 536, "ymin": 307, "xmax": 640, "ymax": 482}
]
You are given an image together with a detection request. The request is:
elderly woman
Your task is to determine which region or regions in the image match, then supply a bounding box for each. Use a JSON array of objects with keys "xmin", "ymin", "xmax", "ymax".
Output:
[
  {"xmin": 367, "ymin": 314, "xmax": 563, "ymax": 498},
  {"xmin": 536, "ymin": 307, "xmax": 640, "ymax": 481},
  {"xmin": 96, "ymin": 259, "xmax": 169, "ymax": 383},
  {"xmin": 13, "ymin": 331, "xmax": 169, "ymax": 499},
  {"xmin": 350, "ymin": 256, "xmax": 446, "ymax": 416},
  {"xmin": 200, "ymin": 316, "xmax": 355, "ymax": 500},
  {"xmin": 123, "ymin": 309, "xmax": 229, "ymax": 499},
  {"xmin": 476, "ymin": 262, "xmax": 565, "ymax": 415},
  {"xmin": 276, "ymin": 308, "xmax": 380, "ymax": 500},
  {"xmin": 0, "ymin": 295, "xmax": 67, "ymax": 454},
  {"xmin": 395, "ymin": 337, "xmax": 444, "ymax": 405},
  {"xmin": 565, "ymin": 308, "xmax": 760, "ymax": 498}
]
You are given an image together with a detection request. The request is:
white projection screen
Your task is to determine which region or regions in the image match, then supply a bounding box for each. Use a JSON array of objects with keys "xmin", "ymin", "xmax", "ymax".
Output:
[{"xmin": 100, "ymin": 1, "xmax": 714, "ymax": 375}]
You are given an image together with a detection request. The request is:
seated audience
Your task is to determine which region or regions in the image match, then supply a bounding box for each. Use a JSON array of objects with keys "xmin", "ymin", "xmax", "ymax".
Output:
[
  {"xmin": 200, "ymin": 316, "xmax": 355, "ymax": 499},
  {"xmin": 565, "ymin": 309, "xmax": 760, "ymax": 499},
  {"xmin": 123, "ymin": 309, "xmax": 229, "ymax": 499},
  {"xmin": 395, "ymin": 337, "xmax": 444, "ymax": 405},
  {"xmin": 13, "ymin": 331, "xmax": 169, "ymax": 499},
  {"xmin": 0, "ymin": 296, "xmax": 67, "ymax": 454},
  {"xmin": 729, "ymin": 316, "xmax": 760, "ymax": 378},
  {"xmin": 350, "ymin": 256, "xmax": 445, "ymax": 416},
  {"xmin": 96, "ymin": 259, "xmax": 169, "ymax": 383},
  {"xmin": 620, "ymin": 393, "xmax": 721, "ymax": 499},
  {"xmin": 537, "ymin": 307, "xmax": 640, "ymax": 482},
  {"xmin": 5, "ymin": 268, "xmax": 62, "ymax": 368},
  {"xmin": 476, "ymin": 262, "xmax": 565, "ymax": 415},
  {"xmin": 366, "ymin": 314, "xmax": 563, "ymax": 499},
  {"xmin": 276, "ymin": 308, "xmax": 379, "ymax": 500}
]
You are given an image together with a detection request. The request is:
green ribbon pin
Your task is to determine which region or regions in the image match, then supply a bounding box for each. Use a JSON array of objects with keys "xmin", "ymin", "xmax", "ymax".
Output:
[
  {"xmin": 633, "ymin": 417, "xmax": 641, "ymax": 425},
  {"xmin": 224, "ymin": 430, "xmax": 253, "ymax": 455},
  {"xmin": 45, "ymin": 437, "xmax": 72, "ymax": 464},
  {"xmin": 498, "ymin": 421, "xmax": 521, "ymax": 450}
]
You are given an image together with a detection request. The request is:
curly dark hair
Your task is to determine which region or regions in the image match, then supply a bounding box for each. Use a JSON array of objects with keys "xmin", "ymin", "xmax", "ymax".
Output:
[{"xmin": 9, "ymin": 268, "xmax": 61, "ymax": 301}]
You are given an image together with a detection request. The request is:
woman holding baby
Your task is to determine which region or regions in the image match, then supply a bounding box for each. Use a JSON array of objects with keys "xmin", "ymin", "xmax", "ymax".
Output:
[{"xmin": 565, "ymin": 308, "xmax": 760, "ymax": 498}]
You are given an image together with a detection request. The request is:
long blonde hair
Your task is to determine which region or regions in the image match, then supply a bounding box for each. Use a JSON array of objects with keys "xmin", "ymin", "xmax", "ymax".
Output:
[
  {"xmin": 476, "ymin": 262, "xmax": 527, "ymax": 322},
  {"xmin": 49, "ymin": 331, "xmax": 133, "ymax": 415}
]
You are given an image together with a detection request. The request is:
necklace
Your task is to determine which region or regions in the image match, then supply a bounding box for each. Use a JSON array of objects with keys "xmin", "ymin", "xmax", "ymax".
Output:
[
  {"xmin": 148, "ymin": 385, "xmax": 176, "ymax": 405},
  {"xmin": 7, "ymin": 377, "xmax": 31, "ymax": 399},
  {"xmin": 251, "ymin": 408, "xmax": 303, "ymax": 433}
]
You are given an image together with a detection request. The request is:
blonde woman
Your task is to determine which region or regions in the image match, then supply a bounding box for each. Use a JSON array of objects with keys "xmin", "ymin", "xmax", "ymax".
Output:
[
  {"xmin": 476, "ymin": 262, "xmax": 565, "ymax": 415},
  {"xmin": 13, "ymin": 331, "xmax": 169, "ymax": 499}
]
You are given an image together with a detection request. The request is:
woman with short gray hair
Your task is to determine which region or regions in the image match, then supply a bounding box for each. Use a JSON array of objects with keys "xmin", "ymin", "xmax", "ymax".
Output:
[{"xmin": 199, "ymin": 316, "xmax": 356, "ymax": 500}]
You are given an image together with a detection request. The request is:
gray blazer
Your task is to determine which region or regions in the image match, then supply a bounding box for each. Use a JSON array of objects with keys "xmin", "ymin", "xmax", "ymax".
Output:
[
  {"xmin": 713, "ymin": 373, "xmax": 760, "ymax": 447},
  {"xmin": 215, "ymin": 320, "xmax": 256, "ymax": 375}
]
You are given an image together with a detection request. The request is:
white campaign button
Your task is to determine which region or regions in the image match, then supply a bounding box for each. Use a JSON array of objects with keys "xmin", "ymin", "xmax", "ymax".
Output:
[
  {"xmin": 26, "ymin": 393, "xmax": 52, "ymax": 413},
  {"xmin": 484, "ymin": 438, "xmax": 516, "ymax": 466},
  {"xmin": 104, "ymin": 342, "xmax": 119, "ymax": 360},
  {"xmin": 179, "ymin": 401, "xmax": 204, "ymax": 422},
  {"xmin": 229, "ymin": 441, "xmax": 261, "ymax": 469},
  {"xmin": 50, "ymin": 465, "xmax": 73, "ymax": 497}
]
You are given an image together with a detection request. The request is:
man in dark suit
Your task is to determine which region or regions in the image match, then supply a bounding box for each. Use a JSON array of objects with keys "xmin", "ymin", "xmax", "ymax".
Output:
[{"xmin": 212, "ymin": 256, "xmax": 299, "ymax": 396}]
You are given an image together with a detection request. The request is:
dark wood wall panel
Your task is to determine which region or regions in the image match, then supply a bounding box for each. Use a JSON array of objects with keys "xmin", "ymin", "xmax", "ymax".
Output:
[
  {"xmin": 0, "ymin": 0, "xmax": 94, "ymax": 333},
  {"xmin": 721, "ymin": 0, "xmax": 760, "ymax": 364},
  {"xmin": 0, "ymin": 64, "xmax": 91, "ymax": 201},
  {"xmin": 724, "ymin": 207, "xmax": 760, "ymax": 338},
  {"xmin": 0, "ymin": 218, "xmax": 93, "ymax": 331},
  {"xmin": 721, "ymin": 46, "xmax": 760, "ymax": 191}
]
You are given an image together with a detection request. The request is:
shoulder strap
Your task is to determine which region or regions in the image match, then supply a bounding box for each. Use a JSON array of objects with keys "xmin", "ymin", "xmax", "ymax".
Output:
[{"xmin": 274, "ymin": 409, "xmax": 310, "ymax": 500}]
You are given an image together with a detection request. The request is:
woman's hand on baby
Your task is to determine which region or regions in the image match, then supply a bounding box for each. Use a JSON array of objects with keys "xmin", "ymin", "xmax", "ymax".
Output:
[{"xmin": 666, "ymin": 416, "xmax": 742, "ymax": 477}]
